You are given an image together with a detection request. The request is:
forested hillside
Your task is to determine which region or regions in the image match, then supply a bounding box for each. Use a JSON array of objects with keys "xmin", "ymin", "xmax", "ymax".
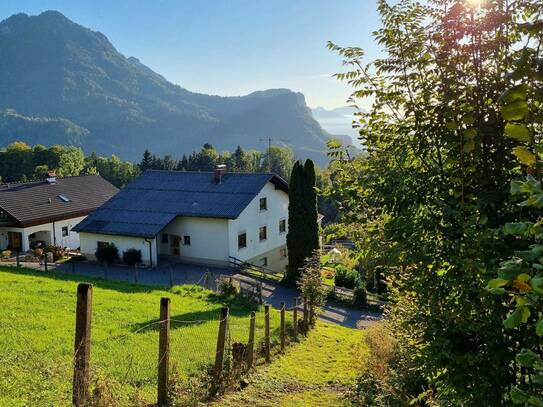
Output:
[{"xmin": 0, "ymin": 11, "xmax": 339, "ymax": 165}]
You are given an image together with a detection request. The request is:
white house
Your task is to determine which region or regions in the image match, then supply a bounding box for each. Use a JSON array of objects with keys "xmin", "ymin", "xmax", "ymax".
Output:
[
  {"xmin": 0, "ymin": 174, "xmax": 118, "ymax": 252},
  {"xmin": 74, "ymin": 167, "xmax": 290, "ymax": 271}
]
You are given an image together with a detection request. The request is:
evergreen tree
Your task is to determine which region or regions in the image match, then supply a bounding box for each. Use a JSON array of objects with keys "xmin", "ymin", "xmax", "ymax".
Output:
[
  {"xmin": 302, "ymin": 159, "xmax": 319, "ymax": 253},
  {"xmin": 139, "ymin": 149, "xmax": 153, "ymax": 172},
  {"xmin": 285, "ymin": 159, "xmax": 319, "ymax": 284},
  {"xmin": 285, "ymin": 162, "xmax": 305, "ymax": 284},
  {"xmin": 178, "ymin": 154, "xmax": 188, "ymax": 171}
]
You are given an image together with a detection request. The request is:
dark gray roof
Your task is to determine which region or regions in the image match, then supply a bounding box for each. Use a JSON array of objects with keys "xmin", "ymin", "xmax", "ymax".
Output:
[
  {"xmin": 0, "ymin": 175, "xmax": 119, "ymax": 227},
  {"xmin": 74, "ymin": 170, "xmax": 288, "ymax": 238}
]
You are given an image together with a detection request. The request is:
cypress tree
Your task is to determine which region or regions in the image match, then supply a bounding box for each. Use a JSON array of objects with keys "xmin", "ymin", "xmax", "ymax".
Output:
[
  {"xmin": 286, "ymin": 161, "xmax": 304, "ymax": 284},
  {"xmin": 302, "ymin": 159, "xmax": 319, "ymax": 255},
  {"xmin": 285, "ymin": 159, "xmax": 319, "ymax": 284}
]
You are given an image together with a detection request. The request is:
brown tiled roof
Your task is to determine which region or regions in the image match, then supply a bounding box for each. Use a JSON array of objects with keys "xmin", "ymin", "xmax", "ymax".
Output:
[{"xmin": 0, "ymin": 175, "xmax": 118, "ymax": 227}]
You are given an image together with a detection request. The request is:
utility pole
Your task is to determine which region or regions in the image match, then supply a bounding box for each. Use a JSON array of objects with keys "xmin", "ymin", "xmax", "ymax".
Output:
[
  {"xmin": 259, "ymin": 137, "xmax": 272, "ymax": 172},
  {"xmin": 259, "ymin": 136, "xmax": 290, "ymax": 173}
]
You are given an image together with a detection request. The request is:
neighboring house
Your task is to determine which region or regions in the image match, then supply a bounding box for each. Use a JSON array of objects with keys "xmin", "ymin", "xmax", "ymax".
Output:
[
  {"xmin": 0, "ymin": 174, "xmax": 118, "ymax": 252},
  {"xmin": 74, "ymin": 167, "xmax": 289, "ymax": 271}
]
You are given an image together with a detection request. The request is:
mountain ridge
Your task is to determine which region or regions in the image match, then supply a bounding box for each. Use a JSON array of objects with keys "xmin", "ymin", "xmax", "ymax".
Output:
[{"xmin": 0, "ymin": 11, "xmax": 338, "ymax": 165}]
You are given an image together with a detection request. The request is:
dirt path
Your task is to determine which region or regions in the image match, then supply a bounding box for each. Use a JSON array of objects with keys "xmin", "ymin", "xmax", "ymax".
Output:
[{"xmin": 214, "ymin": 322, "xmax": 366, "ymax": 407}]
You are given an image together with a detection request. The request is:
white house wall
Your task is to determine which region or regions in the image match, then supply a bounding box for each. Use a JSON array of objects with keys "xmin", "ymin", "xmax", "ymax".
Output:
[
  {"xmin": 79, "ymin": 232, "xmax": 158, "ymax": 266},
  {"xmin": 159, "ymin": 217, "xmax": 229, "ymax": 265},
  {"xmin": 0, "ymin": 215, "xmax": 86, "ymax": 251},
  {"xmin": 228, "ymin": 182, "xmax": 289, "ymax": 271}
]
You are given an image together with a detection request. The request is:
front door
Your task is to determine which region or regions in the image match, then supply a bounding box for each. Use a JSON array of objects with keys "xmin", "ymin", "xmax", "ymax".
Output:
[
  {"xmin": 8, "ymin": 232, "xmax": 22, "ymax": 251},
  {"xmin": 171, "ymin": 235, "xmax": 180, "ymax": 256}
]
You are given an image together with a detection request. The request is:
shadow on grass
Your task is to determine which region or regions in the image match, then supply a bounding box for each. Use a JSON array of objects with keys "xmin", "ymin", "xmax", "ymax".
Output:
[
  {"xmin": 131, "ymin": 294, "xmax": 260, "ymax": 333},
  {"xmin": 1, "ymin": 265, "xmax": 185, "ymax": 295}
]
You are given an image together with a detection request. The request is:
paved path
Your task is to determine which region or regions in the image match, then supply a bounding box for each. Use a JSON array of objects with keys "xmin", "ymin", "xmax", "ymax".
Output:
[{"xmin": 51, "ymin": 261, "xmax": 382, "ymax": 329}]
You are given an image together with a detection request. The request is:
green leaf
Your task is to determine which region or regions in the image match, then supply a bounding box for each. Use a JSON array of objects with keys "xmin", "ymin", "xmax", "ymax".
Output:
[
  {"xmin": 504, "ymin": 223, "xmax": 529, "ymax": 236},
  {"xmin": 502, "ymin": 100, "xmax": 529, "ymax": 121},
  {"xmin": 528, "ymin": 395, "xmax": 543, "ymax": 407},
  {"xmin": 504, "ymin": 307, "xmax": 525, "ymax": 329},
  {"xmin": 531, "ymin": 276, "xmax": 543, "ymax": 295},
  {"xmin": 517, "ymin": 349, "xmax": 542, "ymax": 368},
  {"xmin": 505, "ymin": 123, "xmax": 531, "ymax": 142},
  {"xmin": 463, "ymin": 140, "xmax": 475, "ymax": 153},
  {"xmin": 446, "ymin": 121, "xmax": 458, "ymax": 131},
  {"xmin": 464, "ymin": 128, "xmax": 477, "ymax": 139},
  {"xmin": 487, "ymin": 278, "xmax": 509, "ymax": 289},
  {"xmin": 511, "ymin": 385, "xmax": 530, "ymax": 404},
  {"xmin": 511, "ymin": 180, "xmax": 523, "ymax": 195},
  {"xmin": 513, "ymin": 146, "xmax": 536, "ymax": 167},
  {"xmin": 536, "ymin": 319, "xmax": 543, "ymax": 336},
  {"xmin": 499, "ymin": 84, "xmax": 528, "ymax": 104}
]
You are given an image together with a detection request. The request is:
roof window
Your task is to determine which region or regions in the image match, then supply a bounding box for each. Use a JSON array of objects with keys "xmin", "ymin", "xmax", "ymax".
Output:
[{"xmin": 58, "ymin": 194, "xmax": 71, "ymax": 203}]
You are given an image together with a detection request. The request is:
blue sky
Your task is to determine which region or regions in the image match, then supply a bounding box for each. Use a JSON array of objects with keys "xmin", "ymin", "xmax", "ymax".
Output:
[{"xmin": 0, "ymin": 0, "xmax": 382, "ymax": 109}]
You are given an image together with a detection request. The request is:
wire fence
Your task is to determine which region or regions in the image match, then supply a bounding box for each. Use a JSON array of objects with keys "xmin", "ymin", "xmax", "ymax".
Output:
[{"xmin": 1, "ymin": 269, "xmax": 314, "ymax": 406}]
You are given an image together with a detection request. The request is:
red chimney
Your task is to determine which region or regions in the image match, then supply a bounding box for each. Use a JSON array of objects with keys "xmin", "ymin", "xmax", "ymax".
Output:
[{"xmin": 214, "ymin": 164, "xmax": 227, "ymax": 183}]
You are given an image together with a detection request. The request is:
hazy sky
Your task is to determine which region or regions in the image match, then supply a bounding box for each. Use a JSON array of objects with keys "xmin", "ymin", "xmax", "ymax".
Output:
[{"xmin": 0, "ymin": 0, "xmax": 382, "ymax": 109}]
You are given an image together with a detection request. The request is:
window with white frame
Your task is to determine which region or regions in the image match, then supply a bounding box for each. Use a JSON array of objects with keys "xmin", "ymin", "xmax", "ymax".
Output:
[
  {"xmin": 259, "ymin": 226, "xmax": 267, "ymax": 241},
  {"xmin": 238, "ymin": 232, "xmax": 247, "ymax": 249},
  {"xmin": 280, "ymin": 247, "xmax": 287, "ymax": 258},
  {"xmin": 259, "ymin": 197, "xmax": 267, "ymax": 211},
  {"xmin": 62, "ymin": 226, "xmax": 69, "ymax": 237},
  {"xmin": 279, "ymin": 219, "xmax": 286, "ymax": 234}
]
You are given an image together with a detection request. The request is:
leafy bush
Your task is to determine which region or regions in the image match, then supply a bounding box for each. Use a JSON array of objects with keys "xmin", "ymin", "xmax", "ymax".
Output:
[
  {"xmin": 217, "ymin": 278, "xmax": 238, "ymax": 297},
  {"xmin": 122, "ymin": 248, "xmax": 142, "ymax": 266},
  {"xmin": 1, "ymin": 250, "xmax": 11, "ymax": 259},
  {"xmin": 349, "ymin": 323, "xmax": 403, "ymax": 406},
  {"xmin": 334, "ymin": 265, "xmax": 361, "ymax": 289},
  {"xmin": 352, "ymin": 286, "xmax": 368, "ymax": 308},
  {"xmin": 95, "ymin": 243, "xmax": 119, "ymax": 265}
]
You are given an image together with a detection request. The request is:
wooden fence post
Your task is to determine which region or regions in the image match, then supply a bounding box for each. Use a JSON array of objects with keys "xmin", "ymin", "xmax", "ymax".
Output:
[
  {"xmin": 259, "ymin": 281, "xmax": 263, "ymax": 304},
  {"xmin": 303, "ymin": 299, "xmax": 308, "ymax": 334},
  {"xmin": 247, "ymin": 311, "xmax": 256, "ymax": 369},
  {"xmin": 73, "ymin": 283, "xmax": 93, "ymax": 406},
  {"xmin": 264, "ymin": 304, "xmax": 271, "ymax": 363},
  {"xmin": 293, "ymin": 298, "xmax": 298, "ymax": 341},
  {"xmin": 157, "ymin": 297, "xmax": 170, "ymax": 407},
  {"xmin": 214, "ymin": 307, "xmax": 229, "ymax": 378},
  {"xmin": 280, "ymin": 302, "xmax": 285, "ymax": 352}
]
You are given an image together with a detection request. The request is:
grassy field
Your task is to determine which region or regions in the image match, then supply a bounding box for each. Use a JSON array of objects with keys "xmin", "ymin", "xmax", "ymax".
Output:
[
  {"xmin": 0, "ymin": 266, "xmax": 283, "ymax": 406},
  {"xmin": 214, "ymin": 322, "xmax": 366, "ymax": 407}
]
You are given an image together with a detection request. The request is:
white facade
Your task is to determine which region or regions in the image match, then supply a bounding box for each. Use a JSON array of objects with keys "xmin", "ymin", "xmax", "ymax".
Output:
[
  {"xmin": 79, "ymin": 232, "xmax": 158, "ymax": 266},
  {"xmin": 0, "ymin": 215, "xmax": 86, "ymax": 252},
  {"xmin": 227, "ymin": 182, "xmax": 289, "ymax": 271},
  {"xmin": 78, "ymin": 181, "xmax": 289, "ymax": 271}
]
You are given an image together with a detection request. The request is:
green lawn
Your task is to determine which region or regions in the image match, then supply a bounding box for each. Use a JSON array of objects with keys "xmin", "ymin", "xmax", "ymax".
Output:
[
  {"xmin": 214, "ymin": 322, "xmax": 365, "ymax": 406},
  {"xmin": 0, "ymin": 266, "xmax": 282, "ymax": 406}
]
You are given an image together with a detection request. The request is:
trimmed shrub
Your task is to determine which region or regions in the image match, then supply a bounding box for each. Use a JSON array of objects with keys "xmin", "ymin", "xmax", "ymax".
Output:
[
  {"xmin": 95, "ymin": 243, "xmax": 119, "ymax": 265},
  {"xmin": 122, "ymin": 248, "xmax": 142, "ymax": 266},
  {"xmin": 334, "ymin": 265, "xmax": 361, "ymax": 289},
  {"xmin": 352, "ymin": 286, "xmax": 368, "ymax": 308}
]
